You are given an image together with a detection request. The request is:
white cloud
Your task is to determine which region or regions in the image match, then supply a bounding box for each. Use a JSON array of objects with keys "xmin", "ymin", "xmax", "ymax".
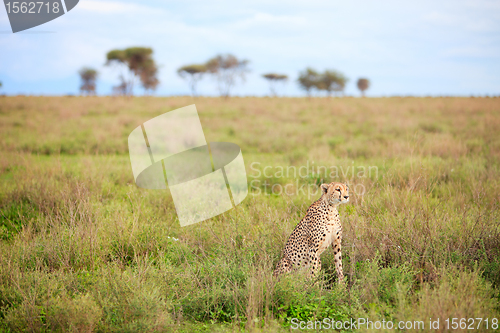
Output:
[
  {"xmin": 424, "ymin": 10, "xmax": 499, "ymax": 33},
  {"xmin": 441, "ymin": 47, "xmax": 500, "ymax": 59},
  {"xmin": 233, "ymin": 12, "xmax": 308, "ymax": 29}
]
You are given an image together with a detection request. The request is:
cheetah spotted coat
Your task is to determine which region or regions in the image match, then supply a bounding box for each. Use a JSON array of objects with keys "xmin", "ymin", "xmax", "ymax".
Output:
[{"xmin": 273, "ymin": 182, "xmax": 349, "ymax": 283}]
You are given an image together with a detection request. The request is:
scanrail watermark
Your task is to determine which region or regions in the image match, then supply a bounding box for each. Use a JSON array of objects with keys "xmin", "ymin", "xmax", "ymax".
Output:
[{"xmin": 290, "ymin": 317, "xmax": 499, "ymax": 330}]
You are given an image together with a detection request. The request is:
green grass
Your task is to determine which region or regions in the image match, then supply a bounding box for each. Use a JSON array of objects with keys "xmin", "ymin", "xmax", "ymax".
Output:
[{"xmin": 0, "ymin": 96, "xmax": 499, "ymax": 332}]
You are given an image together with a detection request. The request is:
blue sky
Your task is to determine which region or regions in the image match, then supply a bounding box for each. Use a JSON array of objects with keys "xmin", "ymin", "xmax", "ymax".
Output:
[{"xmin": 1, "ymin": 0, "xmax": 499, "ymax": 96}]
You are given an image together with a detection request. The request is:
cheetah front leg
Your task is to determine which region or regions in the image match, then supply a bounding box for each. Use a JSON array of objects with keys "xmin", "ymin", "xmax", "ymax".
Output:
[
  {"xmin": 309, "ymin": 250, "xmax": 321, "ymax": 277},
  {"xmin": 332, "ymin": 229, "xmax": 344, "ymax": 284}
]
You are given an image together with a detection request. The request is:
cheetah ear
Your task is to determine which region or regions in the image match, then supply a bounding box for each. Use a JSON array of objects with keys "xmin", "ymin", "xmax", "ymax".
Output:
[
  {"xmin": 321, "ymin": 183, "xmax": 329, "ymax": 194},
  {"xmin": 345, "ymin": 183, "xmax": 349, "ymax": 190}
]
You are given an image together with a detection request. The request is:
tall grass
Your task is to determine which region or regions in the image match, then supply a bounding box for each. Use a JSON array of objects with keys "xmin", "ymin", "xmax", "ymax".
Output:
[{"xmin": 0, "ymin": 96, "xmax": 499, "ymax": 332}]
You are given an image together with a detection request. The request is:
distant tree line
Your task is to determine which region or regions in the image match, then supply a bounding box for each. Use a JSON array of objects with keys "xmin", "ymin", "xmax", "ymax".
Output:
[
  {"xmin": 78, "ymin": 47, "xmax": 160, "ymax": 96},
  {"xmin": 178, "ymin": 54, "xmax": 249, "ymax": 98},
  {"xmin": 78, "ymin": 68, "xmax": 97, "ymax": 95},
  {"xmin": 78, "ymin": 47, "xmax": 370, "ymax": 97},
  {"xmin": 105, "ymin": 47, "xmax": 159, "ymax": 96},
  {"xmin": 262, "ymin": 73, "xmax": 288, "ymax": 96},
  {"xmin": 177, "ymin": 59, "xmax": 369, "ymax": 97},
  {"xmin": 296, "ymin": 68, "xmax": 369, "ymax": 97},
  {"xmin": 357, "ymin": 78, "xmax": 370, "ymax": 97}
]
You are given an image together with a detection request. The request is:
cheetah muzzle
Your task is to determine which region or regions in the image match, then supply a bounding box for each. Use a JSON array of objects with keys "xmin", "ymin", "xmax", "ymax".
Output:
[{"xmin": 274, "ymin": 182, "xmax": 350, "ymax": 283}]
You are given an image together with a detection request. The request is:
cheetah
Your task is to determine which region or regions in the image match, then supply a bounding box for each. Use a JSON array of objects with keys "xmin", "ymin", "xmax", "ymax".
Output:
[{"xmin": 273, "ymin": 182, "xmax": 349, "ymax": 283}]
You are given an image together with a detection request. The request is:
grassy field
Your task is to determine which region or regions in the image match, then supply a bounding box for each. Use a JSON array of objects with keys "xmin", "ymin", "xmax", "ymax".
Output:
[{"xmin": 0, "ymin": 96, "xmax": 499, "ymax": 332}]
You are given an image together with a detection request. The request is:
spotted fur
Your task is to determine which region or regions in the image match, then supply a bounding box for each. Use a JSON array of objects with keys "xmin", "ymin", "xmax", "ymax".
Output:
[{"xmin": 273, "ymin": 182, "xmax": 350, "ymax": 283}]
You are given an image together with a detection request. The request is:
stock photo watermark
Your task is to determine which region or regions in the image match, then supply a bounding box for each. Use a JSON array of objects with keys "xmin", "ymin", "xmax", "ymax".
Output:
[
  {"xmin": 3, "ymin": 0, "xmax": 79, "ymax": 32},
  {"xmin": 248, "ymin": 161, "xmax": 378, "ymax": 199},
  {"xmin": 128, "ymin": 104, "xmax": 248, "ymax": 227},
  {"xmin": 290, "ymin": 317, "xmax": 499, "ymax": 330},
  {"xmin": 127, "ymin": 105, "xmax": 376, "ymax": 225}
]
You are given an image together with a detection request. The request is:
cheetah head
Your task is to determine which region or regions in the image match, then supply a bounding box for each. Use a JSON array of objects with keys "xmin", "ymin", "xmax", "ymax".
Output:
[{"xmin": 320, "ymin": 182, "xmax": 349, "ymax": 205}]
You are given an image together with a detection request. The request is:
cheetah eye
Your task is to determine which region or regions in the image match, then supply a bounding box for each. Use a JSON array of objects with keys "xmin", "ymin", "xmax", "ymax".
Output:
[{"xmin": 336, "ymin": 188, "xmax": 341, "ymax": 192}]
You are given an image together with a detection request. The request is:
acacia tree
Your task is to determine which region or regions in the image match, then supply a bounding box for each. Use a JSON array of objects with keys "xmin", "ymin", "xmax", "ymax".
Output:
[
  {"xmin": 319, "ymin": 70, "xmax": 348, "ymax": 97},
  {"xmin": 177, "ymin": 64, "xmax": 207, "ymax": 97},
  {"xmin": 140, "ymin": 59, "xmax": 160, "ymax": 95},
  {"xmin": 105, "ymin": 47, "xmax": 159, "ymax": 96},
  {"xmin": 357, "ymin": 78, "xmax": 370, "ymax": 97},
  {"xmin": 262, "ymin": 73, "xmax": 288, "ymax": 96},
  {"xmin": 297, "ymin": 68, "xmax": 320, "ymax": 97},
  {"xmin": 112, "ymin": 75, "xmax": 128, "ymax": 96},
  {"xmin": 205, "ymin": 54, "xmax": 249, "ymax": 98},
  {"xmin": 78, "ymin": 67, "xmax": 98, "ymax": 95}
]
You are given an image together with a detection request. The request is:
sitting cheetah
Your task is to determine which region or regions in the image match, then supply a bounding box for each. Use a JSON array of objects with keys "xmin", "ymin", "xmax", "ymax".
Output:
[{"xmin": 273, "ymin": 182, "xmax": 349, "ymax": 283}]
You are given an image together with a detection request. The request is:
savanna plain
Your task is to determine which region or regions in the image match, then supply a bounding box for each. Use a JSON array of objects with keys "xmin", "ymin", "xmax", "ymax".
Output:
[{"xmin": 0, "ymin": 96, "xmax": 499, "ymax": 332}]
